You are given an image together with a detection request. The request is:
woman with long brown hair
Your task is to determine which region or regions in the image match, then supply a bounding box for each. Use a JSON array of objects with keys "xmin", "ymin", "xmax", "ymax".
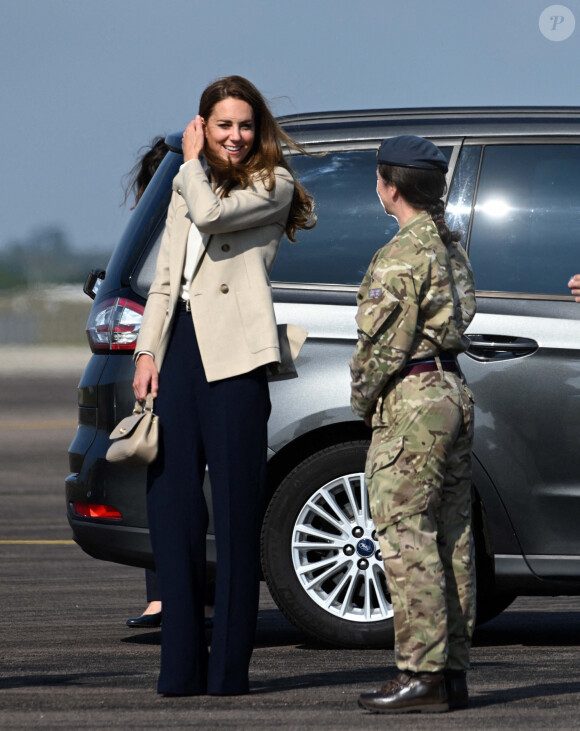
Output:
[{"xmin": 133, "ymin": 75, "xmax": 314, "ymax": 697}]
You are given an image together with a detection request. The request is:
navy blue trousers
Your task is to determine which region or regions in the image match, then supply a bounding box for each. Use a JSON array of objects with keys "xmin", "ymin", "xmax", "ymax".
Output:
[
  {"xmin": 145, "ymin": 568, "xmax": 160, "ymax": 603},
  {"xmin": 147, "ymin": 307, "xmax": 270, "ymax": 695}
]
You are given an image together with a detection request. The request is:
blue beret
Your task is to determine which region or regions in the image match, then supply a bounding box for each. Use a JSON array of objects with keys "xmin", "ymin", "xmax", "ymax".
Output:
[{"xmin": 377, "ymin": 135, "xmax": 448, "ymax": 173}]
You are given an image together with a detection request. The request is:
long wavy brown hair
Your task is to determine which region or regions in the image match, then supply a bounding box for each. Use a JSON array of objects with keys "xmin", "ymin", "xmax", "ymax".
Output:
[
  {"xmin": 199, "ymin": 75, "xmax": 316, "ymax": 241},
  {"xmin": 123, "ymin": 136, "xmax": 169, "ymax": 209}
]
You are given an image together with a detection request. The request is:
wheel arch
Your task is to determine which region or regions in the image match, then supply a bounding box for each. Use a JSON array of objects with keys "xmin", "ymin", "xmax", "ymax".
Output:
[
  {"xmin": 266, "ymin": 422, "xmax": 510, "ymax": 569},
  {"xmin": 471, "ymin": 462, "xmax": 520, "ymax": 621},
  {"xmin": 266, "ymin": 420, "xmax": 371, "ymax": 504},
  {"xmin": 266, "ymin": 424, "xmax": 512, "ymax": 557}
]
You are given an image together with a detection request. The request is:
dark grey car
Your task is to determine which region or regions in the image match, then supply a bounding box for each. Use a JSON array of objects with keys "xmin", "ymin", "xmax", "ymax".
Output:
[{"xmin": 68, "ymin": 107, "xmax": 580, "ymax": 647}]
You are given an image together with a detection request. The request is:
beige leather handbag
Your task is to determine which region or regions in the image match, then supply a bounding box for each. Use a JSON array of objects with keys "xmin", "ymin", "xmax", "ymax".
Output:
[{"xmin": 106, "ymin": 394, "xmax": 159, "ymax": 465}]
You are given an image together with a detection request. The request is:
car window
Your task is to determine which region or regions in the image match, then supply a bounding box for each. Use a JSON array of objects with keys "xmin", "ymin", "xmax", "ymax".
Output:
[
  {"xmin": 271, "ymin": 148, "xmax": 452, "ymax": 286},
  {"xmin": 445, "ymin": 145, "xmax": 482, "ymax": 248},
  {"xmin": 132, "ymin": 224, "xmax": 164, "ymax": 298},
  {"xmin": 467, "ymin": 144, "xmax": 580, "ymax": 296},
  {"xmin": 129, "ymin": 151, "xmax": 182, "ymax": 299},
  {"xmin": 131, "ymin": 147, "xmax": 454, "ymax": 293}
]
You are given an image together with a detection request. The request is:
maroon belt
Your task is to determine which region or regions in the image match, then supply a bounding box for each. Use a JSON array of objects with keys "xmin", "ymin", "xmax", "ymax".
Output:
[{"xmin": 400, "ymin": 359, "xmax": 458, "ymax": 378}]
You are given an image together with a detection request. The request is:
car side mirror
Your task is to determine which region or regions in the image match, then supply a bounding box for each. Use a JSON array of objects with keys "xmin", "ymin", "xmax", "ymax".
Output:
[{"xmin": 83, "ymin": 268, "xmax": 106, "ymax": 300}]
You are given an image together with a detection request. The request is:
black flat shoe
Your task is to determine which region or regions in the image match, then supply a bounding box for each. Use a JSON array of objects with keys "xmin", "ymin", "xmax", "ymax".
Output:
[{"xmin": 126, "ymin": 612, "xmax": 162, "ymax": 628}]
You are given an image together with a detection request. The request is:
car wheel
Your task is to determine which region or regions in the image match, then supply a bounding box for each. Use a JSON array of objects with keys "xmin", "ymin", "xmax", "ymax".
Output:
[
  {"xmin": 262, "ymin": 440, "xmax": 514, "ymax": 647},
  {"xmin": 261, "ymin": 441, "xmax": 395, "ymax": 648}
]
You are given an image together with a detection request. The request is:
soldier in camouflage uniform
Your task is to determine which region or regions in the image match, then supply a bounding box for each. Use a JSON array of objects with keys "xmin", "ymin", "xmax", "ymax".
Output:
[{"xmin": 352, "ymin": 136, "xmax": 477, "ymax": 714}]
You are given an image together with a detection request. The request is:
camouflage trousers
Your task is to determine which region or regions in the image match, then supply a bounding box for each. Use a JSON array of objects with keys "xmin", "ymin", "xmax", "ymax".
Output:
[{"xmin": 366, "ymin": 366, "xmax": 476, "ymax": 672}]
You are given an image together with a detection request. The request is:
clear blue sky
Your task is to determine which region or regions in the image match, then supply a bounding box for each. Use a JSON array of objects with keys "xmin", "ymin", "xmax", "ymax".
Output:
[{"xmin": 1, "ymin": 0, "xmax": 578, "ymax": 254}]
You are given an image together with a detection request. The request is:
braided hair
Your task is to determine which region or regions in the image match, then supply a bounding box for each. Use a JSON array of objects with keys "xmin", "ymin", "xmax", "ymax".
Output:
[{"xmin": 377, "ymin": 163, "xmax": 461, "ymax": 245}]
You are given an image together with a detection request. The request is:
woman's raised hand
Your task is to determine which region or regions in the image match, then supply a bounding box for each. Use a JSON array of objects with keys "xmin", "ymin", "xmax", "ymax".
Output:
[{"xmin": 182, "ymin": 115, "xmax": 205, "ymax": 162}]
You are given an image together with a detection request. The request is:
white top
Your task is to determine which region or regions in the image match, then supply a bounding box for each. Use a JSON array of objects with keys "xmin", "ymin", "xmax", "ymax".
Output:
[{"xmin": 178, "ymin": 218, "xmax": 206, "ymax": 300}]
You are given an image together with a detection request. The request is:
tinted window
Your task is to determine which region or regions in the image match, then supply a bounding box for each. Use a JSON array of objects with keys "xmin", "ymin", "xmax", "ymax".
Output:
[
  {"xmin": 132, "ymin": 224, "xmax": 164, "ymax": 298},
  {"xmin": 445, "ymin": 146, "xmax": 481, "ymax": 248},
  {"xmin": 128, "ymin": 151, "xmax": 182, "ymax": 299},
  {"xmin": 271, "ymin": 148, "xmax": 452, "ymax": 286},
  {"xmin": 467, "ymin": 144, "xmax": 580, "ymax": 296},
  {"xmin": 130, "ymin": 146, "xmax": 455, "ymax": 292}
]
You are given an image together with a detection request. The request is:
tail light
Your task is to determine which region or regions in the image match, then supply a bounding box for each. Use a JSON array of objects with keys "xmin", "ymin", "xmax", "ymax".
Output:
[
  {"xmin": 72, "ymin": 502, "xmax": 123, "ymax": 520},
  {"xmin": 86, "ymin": 297, "xmax": 144, "ymax": 353}
]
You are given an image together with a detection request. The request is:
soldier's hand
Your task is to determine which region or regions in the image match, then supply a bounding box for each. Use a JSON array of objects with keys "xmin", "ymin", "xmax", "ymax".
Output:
[{"xmin": 568, "ymin": 274, "xmax": 580, "ymax": 302}]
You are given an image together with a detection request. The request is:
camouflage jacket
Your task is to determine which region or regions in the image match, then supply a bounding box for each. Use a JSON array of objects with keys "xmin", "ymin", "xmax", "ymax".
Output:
[{"xmin": 349, "ymin": 210, "xmax": 476, "ymax": 418}]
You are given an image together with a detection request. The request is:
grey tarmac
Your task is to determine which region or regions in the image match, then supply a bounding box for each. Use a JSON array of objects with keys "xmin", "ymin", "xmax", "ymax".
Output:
[{"xmin": 1, "ymin": 358, "xmax": 579, "ymax": 729}]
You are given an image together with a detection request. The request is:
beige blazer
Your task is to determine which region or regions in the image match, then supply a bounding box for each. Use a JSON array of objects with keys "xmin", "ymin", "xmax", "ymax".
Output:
[{"xmin": 136, "ymin": 159, "xmax": 306, "ymax": 382}]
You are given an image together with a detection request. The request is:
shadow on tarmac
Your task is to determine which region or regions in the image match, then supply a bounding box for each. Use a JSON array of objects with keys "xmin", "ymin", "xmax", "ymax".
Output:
[
  {"xmin": 0, "ymin": 672, "xmax": 136, "ymax": 690},
  {"xmin": 468, "ymin": 680, "xmax": 580, "ymax": 708},
  {"xmin": 474, "ymin": 611, "xmax": 580, "ymax": 647},
  {"xmin": 120, "ymin": 608, "xmax": 308, "ymax": 649},
  {"xmin": 118, "ymin": 608, "xmax": 580, "ymax": 651}
]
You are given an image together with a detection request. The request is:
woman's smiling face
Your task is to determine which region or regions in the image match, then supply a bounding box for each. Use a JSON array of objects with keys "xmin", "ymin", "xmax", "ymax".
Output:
[{"xmin": 204, "ymin": 97, "xmax": 255, "ymax": 164}]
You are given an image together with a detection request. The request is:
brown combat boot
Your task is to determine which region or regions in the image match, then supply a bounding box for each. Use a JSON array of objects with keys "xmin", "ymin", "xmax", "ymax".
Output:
[{"xmin": 357, "ymin": 671, "xmax": 448, "ymax": 713}]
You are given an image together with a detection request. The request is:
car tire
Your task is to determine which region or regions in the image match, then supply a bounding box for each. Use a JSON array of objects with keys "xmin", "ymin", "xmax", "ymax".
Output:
[
  {"xmin": 262, "ymin": 441, "xmax": 395, "ymax": 648},
  {"xmin": 262, "ymin": 439, "xmax": 514, "ymax": 648}
]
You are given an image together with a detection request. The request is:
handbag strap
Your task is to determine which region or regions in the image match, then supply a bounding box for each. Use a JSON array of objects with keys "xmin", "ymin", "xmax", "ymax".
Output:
[{"xmin": 133, "ymin": 393, "xmax": 155, "ymax": 414}]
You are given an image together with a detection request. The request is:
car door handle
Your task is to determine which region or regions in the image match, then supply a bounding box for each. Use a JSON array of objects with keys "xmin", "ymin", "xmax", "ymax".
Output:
[{"xmin": 466, "ymin": 334, "xmax": 539, "ymax": 362}]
